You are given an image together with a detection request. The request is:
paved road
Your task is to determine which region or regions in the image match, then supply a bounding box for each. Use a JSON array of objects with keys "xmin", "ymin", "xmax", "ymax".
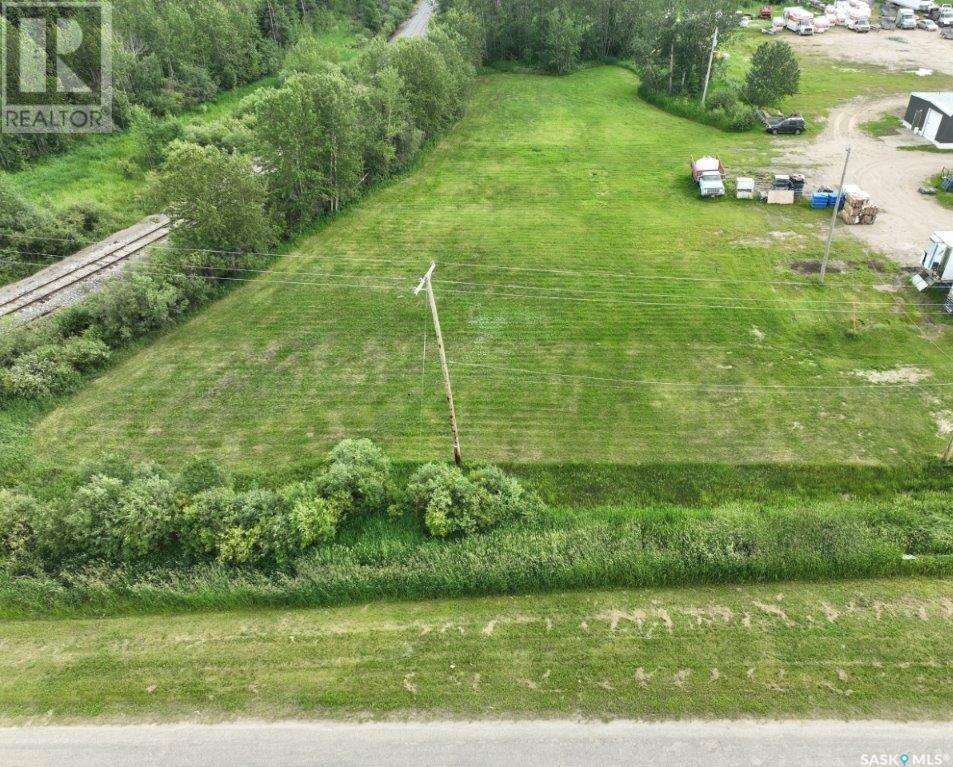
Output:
[
  {"xmin": 390, "ymin": 0, "xmax": 436, "ymax": 39},
  {"xmin": 2, "ymin": 720, "xmax": 951, "ymax": 766}
]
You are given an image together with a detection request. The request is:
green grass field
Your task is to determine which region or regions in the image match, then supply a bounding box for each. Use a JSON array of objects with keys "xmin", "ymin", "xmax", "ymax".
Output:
[
  {"xmin": 0, "ymin": 577, "xmax": 949, "ymax": 721},
  {"xmin": 24, "ymin": 64, "xmax": 953, "ymax": 473}
]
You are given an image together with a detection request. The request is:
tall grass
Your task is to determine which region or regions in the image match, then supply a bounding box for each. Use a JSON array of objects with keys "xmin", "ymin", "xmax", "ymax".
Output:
[{"xmin": 2, "ymin": 498, "xmax": 950, "ymax": 618}]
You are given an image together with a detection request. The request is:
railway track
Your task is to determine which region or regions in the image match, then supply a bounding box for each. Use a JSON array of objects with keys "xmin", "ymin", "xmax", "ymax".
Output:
[{"xmin": 0, "ymin": 217, "xmax": 170, "ymax": 323}]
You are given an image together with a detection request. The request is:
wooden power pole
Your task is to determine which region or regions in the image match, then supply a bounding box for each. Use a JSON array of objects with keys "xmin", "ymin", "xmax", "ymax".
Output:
[
  {"xmin": 415, "ymin": 263, "xmax": 462, "ymax": 465},
  {"xmin": 821, "ymin": 145, "xmax": 852, "ymax": 285},
  {"xmin": 943, "ymin": 434, "xmax": 953, "ymax": 464}
]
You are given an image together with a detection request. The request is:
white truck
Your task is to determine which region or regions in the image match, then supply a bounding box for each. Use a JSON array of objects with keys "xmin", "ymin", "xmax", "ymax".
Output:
[
  {"xmin": 783, "ymin": 6, "xmax": 816, "ymax": 32},
  {"xmin": 690, "ymin": 156, "xmax": 726, "ymax": 198},
  {"xmin": 846, "ymin": 7, "xmax": 872, "ymax": 29},
  {"xmin": 892, "ymin": 6, "xmax": 918, "ymax": 26}
]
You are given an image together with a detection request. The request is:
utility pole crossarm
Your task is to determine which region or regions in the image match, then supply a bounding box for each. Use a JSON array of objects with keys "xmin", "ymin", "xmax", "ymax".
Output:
[
  {"xmin": 415, "ymin": 262, "xmax": 462, "ymax": 466},
  {"xmin": 414, "ymin": 262, "xmax": 437, "ymax": 296}
]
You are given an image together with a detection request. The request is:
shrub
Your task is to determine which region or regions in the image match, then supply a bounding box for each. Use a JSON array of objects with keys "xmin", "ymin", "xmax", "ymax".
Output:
[
  {"xmin": 130, "ymin": 106, "xmax": 185, "ymax": 169},
  {"xmin": 726, "ymin": 103, "xmax": 758, "ymax": 132},
  {"xmin": 470, "ymin": 464, "xmax": 544, "ymax": 523},
  {"xmin": 316, "ymin": 438, "xmax": 392, "ymax": 516},
  {"xmin": 181, "ymin": 487, "xmax": 237, "ymax": 561},
  {"xmin": 59, "ymin": 270, "xmax": 211, "ymax": 347},
  {"xmin": 76, "ymin": 454, "xmax": 135, "ymax": 485},
  {"xmin": 216, "ymin": 489, "xmax": 286, "ymax": 566},
  {"xmin": 637, "ymin": 84, "xmax": 756, "ymax": 133},
  {"xmin": 60, "ymin": 336, "xmax": 111, "ymax": 371},
  {"xmin": 0, "ymin": 490, "xmax": 43, "ymax": 573},
  {"xmin": 64, "ymin": 475, "xmax": 127, "ymax": 563},
  {"xmin": 0, "ymin": 346, "xmax": 81, "ymax": 401},
  {"xmin": 292, "ymin": 497, "xmax": 343, "ymax": 549},
  {"xmin": 705, "ymin": 88, "xmax": 738, "ymax": 112},
  {"xmin": 116, "ymin": 475, "xmax": 181, "ymax": 561},
  {"xmin": 177, "ymin": 457, "xmax": 230, "ymax": 496},
  {"xmin": 403, "ymin": 462, "xmax": 543, "ymax": 538}
]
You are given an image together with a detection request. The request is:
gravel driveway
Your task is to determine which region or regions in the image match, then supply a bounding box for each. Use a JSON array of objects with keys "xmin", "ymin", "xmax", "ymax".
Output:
[{"xmin": 789, "ymin": 95, "xmax": 950, "ymax": 266}]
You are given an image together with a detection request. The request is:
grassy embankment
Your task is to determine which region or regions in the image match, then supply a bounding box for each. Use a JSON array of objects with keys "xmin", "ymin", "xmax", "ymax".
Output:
[{"xmin": 0, "ymin": 577, "xmax": 950, "ymax": 722}]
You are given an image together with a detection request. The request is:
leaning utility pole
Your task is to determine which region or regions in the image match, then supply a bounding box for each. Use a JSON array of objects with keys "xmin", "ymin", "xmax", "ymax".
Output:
[
  {"xmin": 700, "ymin": 24, "xmax": 718, "ymax": 109},
  {"xmin": 820, "ymin": 145, "xmax": 852, "ymax": 285},
  {"xmin": 415, "ymin": 262, "xmax": 462, "ymax": 465}
]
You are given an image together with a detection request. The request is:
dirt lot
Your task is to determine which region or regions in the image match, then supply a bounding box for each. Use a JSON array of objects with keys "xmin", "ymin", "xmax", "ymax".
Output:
[
  {"xmin": 789, "ymin": 94, "xmax": 950, "ymax": 265},
  {"xmin": 778, "ymin": 28, "xmax": 953, "ymax": 266},
  {"xmin": 789, "ymin": 27, "xmax": 953, "ymax": 74}
]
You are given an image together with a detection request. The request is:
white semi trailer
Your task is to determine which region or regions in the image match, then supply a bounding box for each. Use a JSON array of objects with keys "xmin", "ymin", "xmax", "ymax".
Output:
[{"xmin": 884, "ymin": 0, "xmax": 936, "ymax": 13}]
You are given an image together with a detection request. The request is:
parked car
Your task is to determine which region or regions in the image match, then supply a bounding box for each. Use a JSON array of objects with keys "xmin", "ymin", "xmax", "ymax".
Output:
[
  {"xmin": 918, "ymin": 16, "xmax": 939, "ymax": 28},
  {"xmin": 764, "ymin": 114, "xmax": 806, "ymax": 135},
  {"xmin": 847, "ymin": 17, "xmax": 871, "ymax": 31}
]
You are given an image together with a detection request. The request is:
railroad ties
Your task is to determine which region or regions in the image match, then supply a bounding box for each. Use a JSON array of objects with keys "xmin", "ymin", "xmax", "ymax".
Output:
[{"xmin": 0, "ymin": 215, "xmax": 170, "ymax": 325}]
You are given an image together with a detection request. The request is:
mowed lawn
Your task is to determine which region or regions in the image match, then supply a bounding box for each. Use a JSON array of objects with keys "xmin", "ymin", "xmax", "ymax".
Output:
[
  {"xmin": 31, "ymin": 66, "xmax": 953, "ymax": 470},
  {"xmin": 0, "ymin": 578, "xmax": 950, "ymax": 721}
]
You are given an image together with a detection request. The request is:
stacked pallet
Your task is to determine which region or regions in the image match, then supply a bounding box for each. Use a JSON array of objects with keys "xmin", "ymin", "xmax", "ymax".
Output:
[{"xmin": 838, "ymin": 187, "xmax": 878, "ymax": 225}]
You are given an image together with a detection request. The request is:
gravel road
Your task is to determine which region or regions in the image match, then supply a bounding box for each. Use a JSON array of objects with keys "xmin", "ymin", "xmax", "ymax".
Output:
[
  {"xmin": 391, "ymin": 0, "xmax": 436, "ymax": 40},
  {"xmin": 2, "ymin": 720, "xmax": 951, "ymax": 766}
]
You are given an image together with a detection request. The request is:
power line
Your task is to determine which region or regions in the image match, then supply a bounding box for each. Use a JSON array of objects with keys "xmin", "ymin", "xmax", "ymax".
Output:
[
  {"xmin": 4, "ymin": 256, "xmax": 934, "ymax": 315},
  {"xmin": 448, "ymin": 361, "xmax": 953, "ymax": 391},
  {"xmin": 0, "ymin": 239, "xmax": 901, "ymax": 291}
]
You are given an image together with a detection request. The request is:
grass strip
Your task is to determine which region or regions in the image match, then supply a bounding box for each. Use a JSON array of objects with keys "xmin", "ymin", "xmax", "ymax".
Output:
[{"xmin": 0, "ymin": 576, "xmax": 949, "ymax": 721}]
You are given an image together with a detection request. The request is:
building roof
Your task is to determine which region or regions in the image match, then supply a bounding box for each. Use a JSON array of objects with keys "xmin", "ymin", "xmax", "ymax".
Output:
[{"xmin": 910, "ymin": 92, "xmax": 953, "ymax": 117}]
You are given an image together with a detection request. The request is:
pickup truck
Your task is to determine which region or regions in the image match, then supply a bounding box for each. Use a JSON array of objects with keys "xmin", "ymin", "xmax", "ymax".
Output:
[{"xmin": 690, "ymin": 156, "xmax": 726, "ymax": 198}]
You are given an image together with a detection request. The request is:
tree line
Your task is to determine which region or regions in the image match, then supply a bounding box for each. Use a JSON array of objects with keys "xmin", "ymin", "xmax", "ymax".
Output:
[
  {"xmin": 0, "ymin": 9, "xmax": 483, "ymax": 409},
  {"xmin": 440, "ymin": 0, "xmax": 800, "ymax": 129},
  {"xmin": 0, "ymin": 0, "xmax": 415, "ymax": 171}
]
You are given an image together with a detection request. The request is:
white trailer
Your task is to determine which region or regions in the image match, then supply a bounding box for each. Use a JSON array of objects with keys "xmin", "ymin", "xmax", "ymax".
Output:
[
  {"xmin": 885, "ymin": 0, "xmax": 936, "ymax": 12},
  {"xmin": 912, "ymin": 231, "xmax": 953, "ymax": 290}
]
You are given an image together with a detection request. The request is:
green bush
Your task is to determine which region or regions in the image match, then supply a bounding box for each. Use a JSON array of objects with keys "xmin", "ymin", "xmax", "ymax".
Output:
[
  {"xmin": 177, "ymin": 457, "xmax": 230, "ymax": 496},
  {"xmin": 56, "ymin": 270, "xmax": 212, "ymax": 347},
  {"xmin": 316, "ymin": 438, "xmax": 392, "ymax": 517},
  {"xmin": 64, "ymin": 475, "xmax": 127, "ymax": 563},
  {"xmin": 292, "ymin": 497, "xmax": 343, "ymax": 549},
  {"xmin": 0, "ymin": 345, "xmax": 81, "ymax": 401},
  {"xmin": 130, "ymin": 106, "xmax": 185, "ymax": 169},
  {"xmin": 637, "ymin": 84, "xmax": 756, "ymax": 133},
  {"xmin": 0, "ymin": 490, "xmax": 43, "ymax": 573},
  {"xmin": 116, "ymin": 474, "xmax": 181, "ymax": 561},
  {"xmin": 403, "ymin": 462, "xmax": 543, "ymax": 537}
]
